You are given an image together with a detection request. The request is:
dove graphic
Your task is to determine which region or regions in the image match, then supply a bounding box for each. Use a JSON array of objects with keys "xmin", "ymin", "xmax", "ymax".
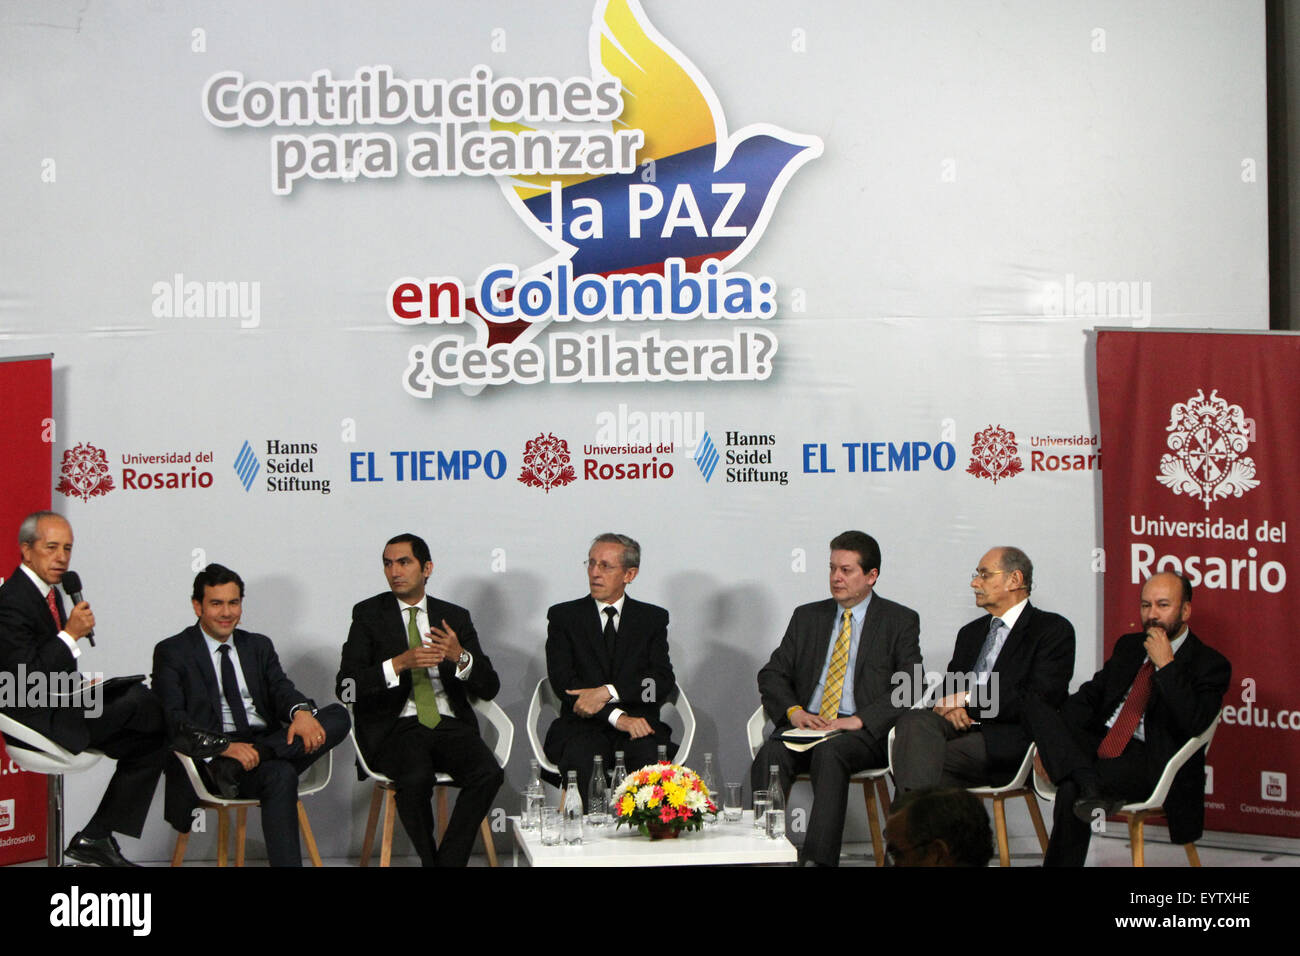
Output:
[{"xmin": 460, "ymin": 0, "xmax": 822, "ymax": 352}]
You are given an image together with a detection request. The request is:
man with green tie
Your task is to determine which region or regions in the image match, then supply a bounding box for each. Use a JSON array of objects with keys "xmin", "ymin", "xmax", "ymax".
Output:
[{"xmin": 337, "ymin": 533, "xmax": 503, "ymax": 866}]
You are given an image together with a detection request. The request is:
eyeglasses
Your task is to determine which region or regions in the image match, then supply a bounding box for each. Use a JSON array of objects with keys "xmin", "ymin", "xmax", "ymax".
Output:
[
  {"xmin": 585, "ymin": 560, "xmax": 623, "ymax": 572},
  {"xmin": 970, "ymin": 569, "xmax": 1007, "ymax": 582},
  {"xmin": 885, "ymin": 837, "xmax": 935, "ymax": 866}
]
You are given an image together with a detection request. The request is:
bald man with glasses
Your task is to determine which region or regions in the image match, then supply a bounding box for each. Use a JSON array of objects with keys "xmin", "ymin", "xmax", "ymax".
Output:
[{"xmin": 892, "ymin": 547, "xmax": 1075, "ymax": 792}]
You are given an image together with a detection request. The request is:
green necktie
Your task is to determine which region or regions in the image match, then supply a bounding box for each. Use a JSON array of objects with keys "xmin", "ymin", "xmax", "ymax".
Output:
[{"xmin": 408, "ymin": 607, "xmax": 440, "ymax": 729}]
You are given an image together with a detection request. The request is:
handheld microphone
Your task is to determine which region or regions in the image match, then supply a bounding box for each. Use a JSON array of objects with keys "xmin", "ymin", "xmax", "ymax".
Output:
[{"xmin": 61, "ymin": 570, "xmax": 95, "ymax": 647}]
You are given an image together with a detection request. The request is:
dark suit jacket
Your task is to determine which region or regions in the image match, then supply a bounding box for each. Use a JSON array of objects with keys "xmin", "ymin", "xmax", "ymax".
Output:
[
  {"xmin": 336, "ymin": 592, "xmax": 500, "ymax": 766},
  {"xmin": 0, "ymin": 566, "xmax": 87, "ymax": 752},
  {"xmin": 757, "ymin": 594, "xmax": 922, "ymax": 745},
  {"xmin": 543, "ymin": 595, "xmax": 675, "ymax": 756},
  {"xmin": 1063, "ymin": 630, "xmax": 1229, "ymax": 844},
  {"xmin": 152, "ymin": 624, "xmax": 314, "ymax": 829},
  {"xmin": 152, "ymin": 624, "xmax": 312, "ymax": 737},
  {"xmin": 945, "ymin": 602, "xmax": 1075, "ymax": 773}
]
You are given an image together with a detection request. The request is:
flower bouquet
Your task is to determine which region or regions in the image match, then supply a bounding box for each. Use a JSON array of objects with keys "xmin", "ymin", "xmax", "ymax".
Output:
[{"xmin": 613, "ymin": 762, "xmax": 717, "ymax": 839}]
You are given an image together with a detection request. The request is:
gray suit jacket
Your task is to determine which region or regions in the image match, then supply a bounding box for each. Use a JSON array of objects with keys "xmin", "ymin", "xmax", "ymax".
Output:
[{"xmin": 758, "ymin": 594, "xmax": 922, "ymax": 744}]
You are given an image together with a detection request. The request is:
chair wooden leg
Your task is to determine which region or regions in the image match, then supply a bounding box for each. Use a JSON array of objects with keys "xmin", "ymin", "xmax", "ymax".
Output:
[
  {"xmin": 216, "ymin": 809, "xmax": 230, "ymax": 868},
  {"xmin": 1023, "ymin": 791, "xmax": 1049, "ymax": 854},
  {"xmin": 1128, "ymin": 816, "xmax": 1145, "ymax": 867},
  {"xmin": 436, "ymin": 786, "xmax": 450, "ymax": 842},
  {"xmin": 1184, "ymin": 842, "xmax": 1201, "ymax": 867},
  {"xmin": 298, "ymin": 800, "xmax": 322, "ymax": 867},
  {"xmin": 875, "ymin": 777, "xmax": 892, "ymax": 818},
  {"xmin": 380, "ymin": 788, "xmax": 396, "ymax": 868},
  {"xmin": 171, "ymin": 831, "xmax": 189, "ymax": 867},
  {"xmin": 861, "ymin": 780, "xmax": 885, "ymax": 867},
  {"xmin": 479, "ymin": 816, "xmax": 499, "ymax": 868},
  {"xmin": 234, "ymin": 806, "xmax": 248, "ymax": 867},
  {"xmin": 992, "ymin": 797, "xmax": 1011, "ymax": 867},
  {"xmin": 360, "ymin": 785, "xmax": 383, "ymax": 867}
]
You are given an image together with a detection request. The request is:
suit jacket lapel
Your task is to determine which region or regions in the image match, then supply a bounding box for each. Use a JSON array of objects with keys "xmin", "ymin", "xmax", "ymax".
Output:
[
  {"xmin": 853, "ymin": 596, "xmax": 883, "ymax": 683},
  {"xmin": 15, "ymin": 568, "xmax": 60, "ymax": 637},
  {"xmin": 388, "ymin": 597, "xmax": 412, "ymax": 658},
  {"xmin": 1104, "ymin": 638, "xmax": 1148, "ymax": 715},
  {"xmin": 610, "ymin": 597, "xmax": 635, "ymax": 675},
  {"xmin": 188, "ymin": 626, "xmax": 223, "ymax": 728},
  {"xmin": 581, "ymin": 597, "xmax": 612, "ymax": 675},
  {"xmin": 807, "ymin": 600, "xmax": 837, "ymax": 693},
  {"xmin": 234, "ymin": 631, "xmax": 269, "ymax": 722},
  {"xmin": 993, "ymin": 602, "xmax": 1034, "ymax": 670}
]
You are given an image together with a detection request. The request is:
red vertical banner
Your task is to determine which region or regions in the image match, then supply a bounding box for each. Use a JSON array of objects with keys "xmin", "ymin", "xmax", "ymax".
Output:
[
  {"xmin": 0, "ymin": 354, "xmax": 53, "ymax": 864},
  {"xmin": 1098, "ymin": 330, "xmax": 1300, "ymax": 838}
]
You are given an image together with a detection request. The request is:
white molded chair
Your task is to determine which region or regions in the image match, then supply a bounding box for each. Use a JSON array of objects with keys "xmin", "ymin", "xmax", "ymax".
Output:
[
  {"xmin": 1034, "ymin": 711, "xmax": 1222, "ymax": 866},
  {"xmin": 525, "ymin": 678, "xmax": 696, "ymax": 790},
  {"xmin": 525, "ymin": 678, "xmax": 564, "ymax": 788},
  {"xmin": 967, "ymin": 745, "xmax": 1048, "ymax": 866},
  {"xmin": 169, "ymin": 750, "xmax": 332, "ymax": 866},
  {"xmin": 748, "ymin": 705, "xmax": 891, "ymax": 866},
  {"xmin": 0, "ymin": 713, "xmax": 103, "ymax": 867},
  {"xmin": 351, "ymin": 698, "xmax": 513, "ymax": 867}
]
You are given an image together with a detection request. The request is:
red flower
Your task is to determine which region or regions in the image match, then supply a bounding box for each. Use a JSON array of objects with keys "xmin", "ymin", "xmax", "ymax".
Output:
[{"xmin": 659, "ymin": 806, "xmax": 675, "ymax": 823}]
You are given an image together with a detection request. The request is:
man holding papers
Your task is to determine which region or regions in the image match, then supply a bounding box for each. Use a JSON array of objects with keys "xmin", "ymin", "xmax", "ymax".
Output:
[{"xmin": 752, "ymin": 530, "xmax": 921, "ymax": 866}]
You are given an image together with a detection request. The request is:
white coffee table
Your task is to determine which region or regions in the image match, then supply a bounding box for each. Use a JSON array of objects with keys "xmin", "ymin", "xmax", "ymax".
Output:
[{"xmin": 510, "ymin": 813, "xmax": 797, "ymax": 867}]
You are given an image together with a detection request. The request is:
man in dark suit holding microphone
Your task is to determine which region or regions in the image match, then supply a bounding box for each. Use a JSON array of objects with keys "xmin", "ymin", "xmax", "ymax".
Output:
[{"xmin": 0, "ymin": 511, "xmax": 181, "ymax": 866}]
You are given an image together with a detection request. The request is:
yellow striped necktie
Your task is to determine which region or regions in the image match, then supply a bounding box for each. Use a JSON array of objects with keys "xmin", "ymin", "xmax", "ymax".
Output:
[{"xmin": 819, "ymin": 609, "xmax": 853, "ymax": 719}]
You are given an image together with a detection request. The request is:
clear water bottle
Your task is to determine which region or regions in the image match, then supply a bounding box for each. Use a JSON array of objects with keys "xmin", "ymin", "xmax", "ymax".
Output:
[
  {"xmin": 700, "ymin": 753, "xmax": 719, "ymax": 826},
  {"xmin": 522, "ymin": 758, "xmax": 543, "ymax": 830},
  {"xmin": 766, "ymin": 763, "xmax": 785, "ymax": 838},
  {"xmin": 563, "ymin": 770, "xmax": 584, "ymax": 845},
  {"xmin": 608, "ymin": 750, "xmax": 628, "ymax": 818},
  {"xmin": 657, "ymin": 744, "xmax": 668, "ymax": 764},
  {"xmin": 587, "ymin": 756, "xmax": 609, "ymax": 827}
]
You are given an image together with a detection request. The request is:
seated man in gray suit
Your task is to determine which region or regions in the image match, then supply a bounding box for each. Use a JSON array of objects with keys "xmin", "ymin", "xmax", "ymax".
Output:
[{"xmin": 752, "ymin": 530, "xmax": 922, "ymax": 866}]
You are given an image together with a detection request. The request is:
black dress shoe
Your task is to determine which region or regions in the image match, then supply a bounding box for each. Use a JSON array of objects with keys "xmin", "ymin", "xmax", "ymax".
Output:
[
  {"xmin": 64, "ymin": 832, "xmax": 140, "ymax": 867},
  {"xmin": 172, "ymin": 722, "xmax": 230, "ymax": 759},
  {"xmin": 1072, "ymin": 788, "xmax": 1125, "ymax": 823},
  {"xmin": 205, "ymin": 756, "xmax": 244, "ymax": 799}
]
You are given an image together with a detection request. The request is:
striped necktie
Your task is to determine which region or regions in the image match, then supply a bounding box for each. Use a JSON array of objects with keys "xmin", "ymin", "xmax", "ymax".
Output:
[{"xmin": 819, "ymin": 609, "xmax": 853, "ymax": 719}]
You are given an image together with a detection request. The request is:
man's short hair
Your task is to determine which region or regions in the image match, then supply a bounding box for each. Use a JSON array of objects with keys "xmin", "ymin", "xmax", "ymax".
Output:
[
  {"xmin": 18, "ymin": 510, "xmax": 63, "ymax": 547},
  {"xmin": 386, "ymin": 532, "xmax": 431, "ymax": 566},
  {"xmin": 997, "ymin": 546, "xmax": 1033, "ymax": 595},
  {"xmin": 892, "ymin": 787, "xmax": 994, "ymax": 867},
  {"xmin": 1176, "ymin": 573, "xmax": 1193, "ymax": 603},
  {"xmin": 591, "ymin": 533, "xmax": 640, "ymax": 570},
  {"xmin": 191, "ymin": 563, "xmax": 245, "ymax": 602},
  {"xmin": 829, "ymin": 530, "xmax": 881, "ymax": 576}
]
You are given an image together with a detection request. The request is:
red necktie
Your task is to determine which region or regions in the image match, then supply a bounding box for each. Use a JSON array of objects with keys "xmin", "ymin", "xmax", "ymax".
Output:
[
  {"xmin": 46, "ymin": 588, "xmax": 61, "ymax": 629},
  {"xmin": 1097, "ymin": 659, "xmax": 1154, "ymax": 758}
]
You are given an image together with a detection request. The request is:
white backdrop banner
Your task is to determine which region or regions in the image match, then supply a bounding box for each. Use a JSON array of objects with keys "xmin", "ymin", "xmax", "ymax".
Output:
[{"xmin": 0, "ymin": 0, "xmax": 1269, "ymax": 860}]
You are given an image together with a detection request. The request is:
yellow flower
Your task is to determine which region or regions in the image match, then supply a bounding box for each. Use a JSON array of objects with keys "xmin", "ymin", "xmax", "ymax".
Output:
[{"xmin": 620, "ymin": 794, "xmax": 635, "ymax": 816}]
